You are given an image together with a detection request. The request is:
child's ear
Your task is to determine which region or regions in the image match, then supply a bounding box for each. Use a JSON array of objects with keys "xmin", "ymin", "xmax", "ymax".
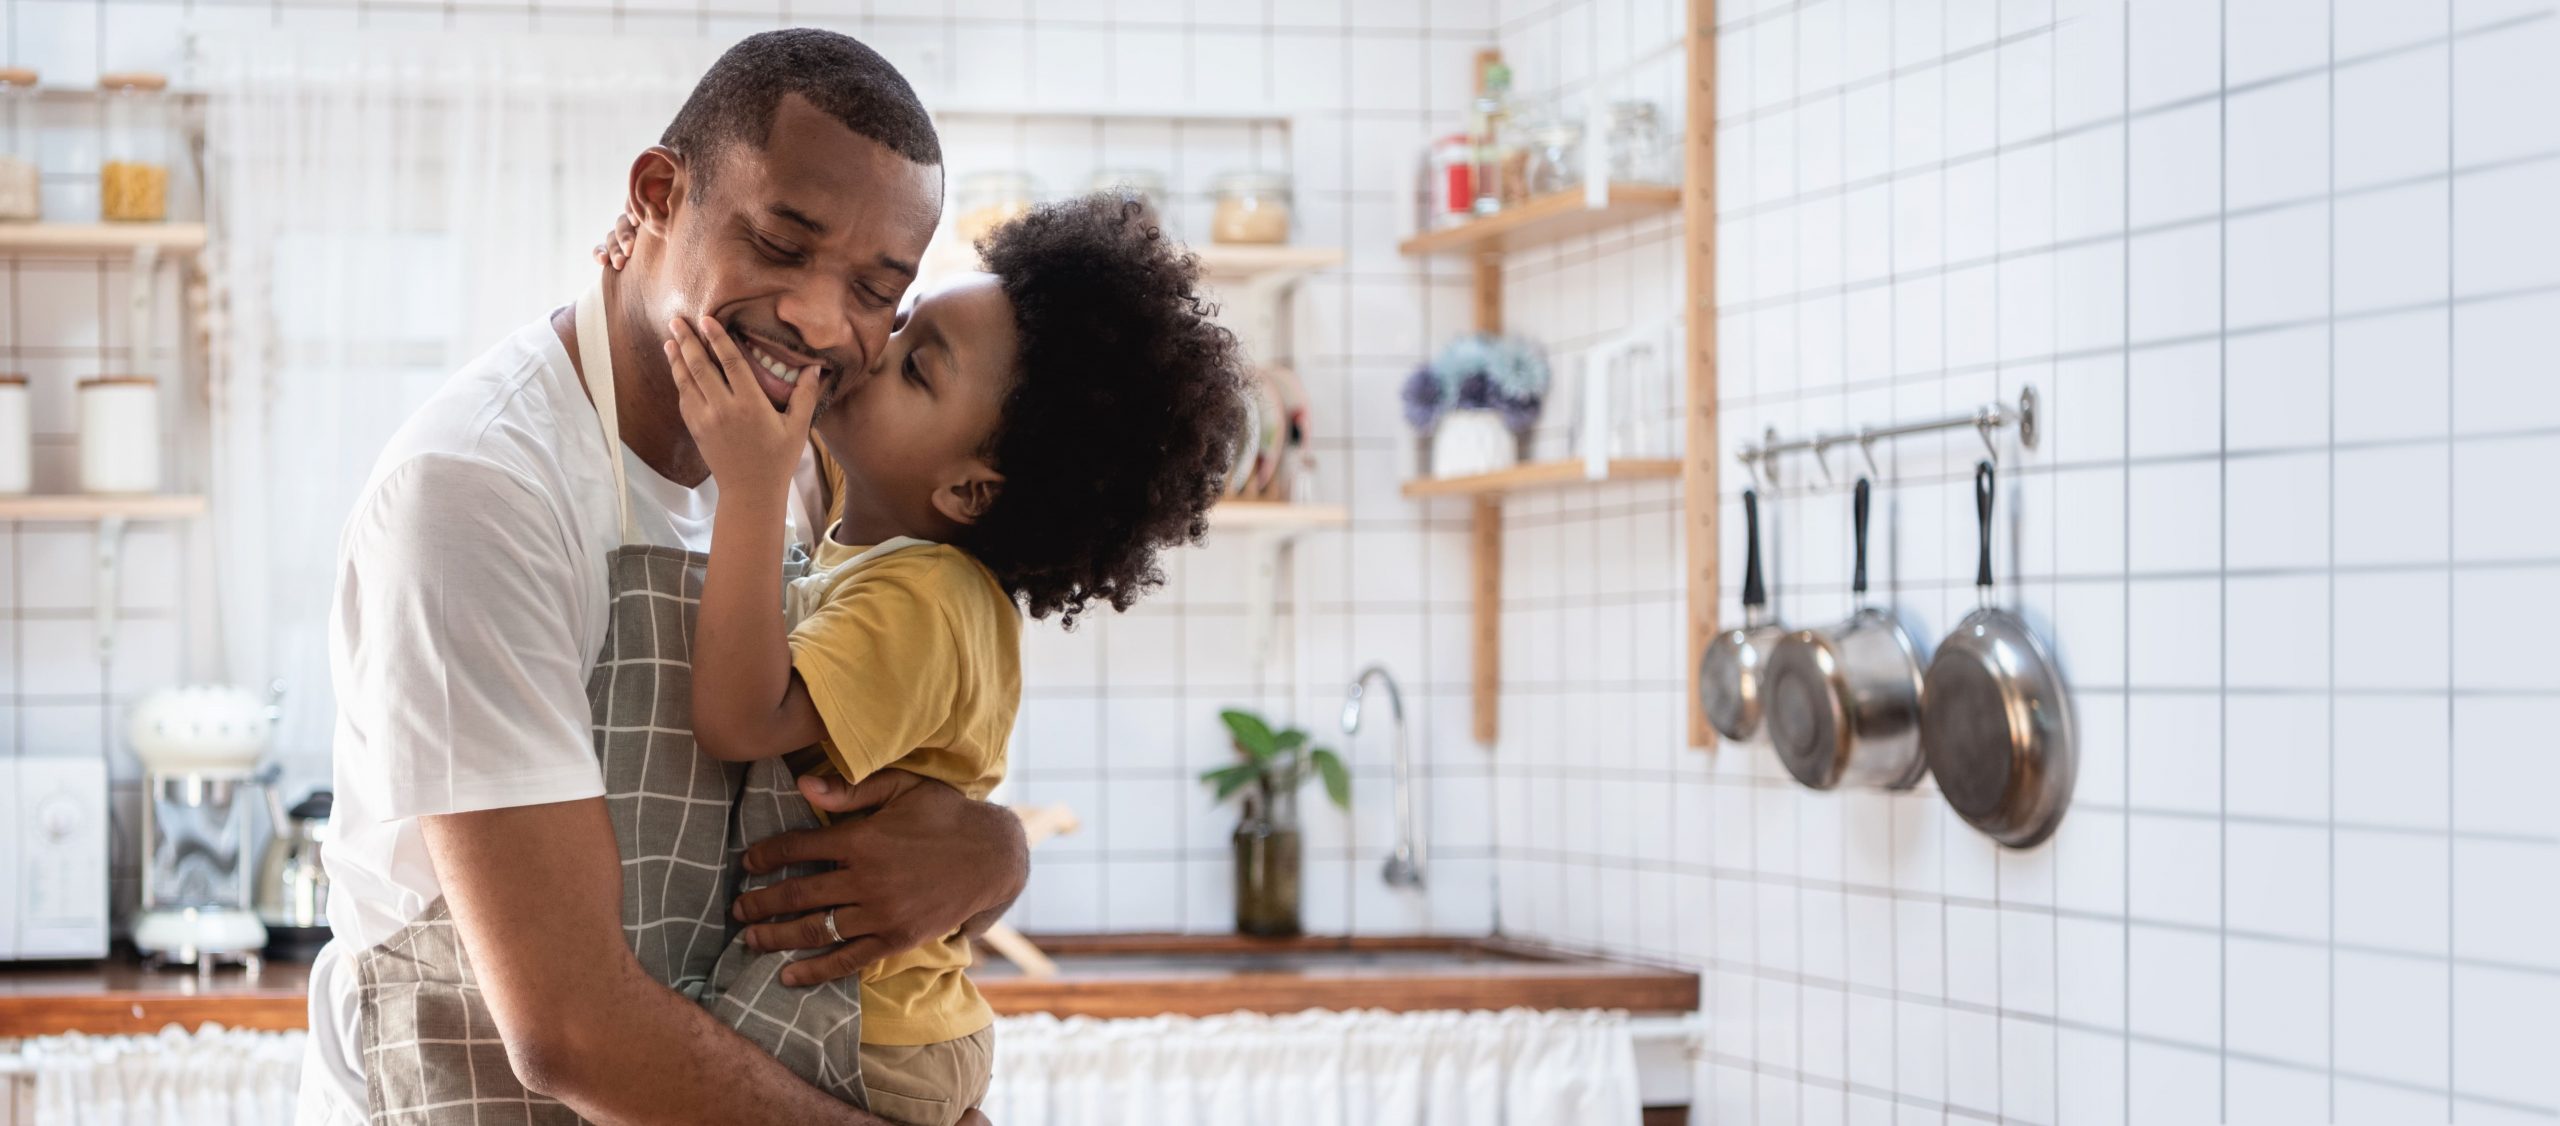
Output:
[{"xmin": 934, "ymin": 465, "xmax": 1005, "ymax": 527}]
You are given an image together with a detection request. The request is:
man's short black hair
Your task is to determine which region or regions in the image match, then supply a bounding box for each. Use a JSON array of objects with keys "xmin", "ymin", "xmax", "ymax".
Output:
[{"xmin": 662, "ymin": 29, "xmax": 942, "ymax": 184}]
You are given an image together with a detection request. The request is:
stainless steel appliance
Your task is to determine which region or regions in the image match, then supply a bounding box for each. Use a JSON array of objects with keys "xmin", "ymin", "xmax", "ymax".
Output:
[
  {"xmin": 0, "ymin": 758, "xmax": 111, "ymax": 961},
  {"xmin": 129, "ymin": 685, "xmax": 278, "ymax": 970},
  {"xmin": 256, "ymin": 788, "xmax": 331, "ymax": 959}
]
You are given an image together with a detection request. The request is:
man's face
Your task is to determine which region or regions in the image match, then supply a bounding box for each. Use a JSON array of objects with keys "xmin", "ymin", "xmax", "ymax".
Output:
[{"xmin": 644, "ymin": 94, "xmax": 942, "ymax": 408}]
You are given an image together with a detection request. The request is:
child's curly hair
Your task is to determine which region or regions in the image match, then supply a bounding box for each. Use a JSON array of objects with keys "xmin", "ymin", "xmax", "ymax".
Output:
[{"xmin": 962, "ymin": 193, "xmax": 1249, "ymax": 627}]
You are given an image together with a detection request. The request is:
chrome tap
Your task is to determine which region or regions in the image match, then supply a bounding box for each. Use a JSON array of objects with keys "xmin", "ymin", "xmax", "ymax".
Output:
[{"xmin": 1341, "ymin": 664, "xmax": 1424, "ymax": 889}]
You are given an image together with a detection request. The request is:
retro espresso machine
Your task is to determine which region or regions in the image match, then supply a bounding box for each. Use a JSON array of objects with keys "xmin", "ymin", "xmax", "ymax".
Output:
[{"xmin": 129, "ymin": 684, "xmax": 281, "ymax": 971}]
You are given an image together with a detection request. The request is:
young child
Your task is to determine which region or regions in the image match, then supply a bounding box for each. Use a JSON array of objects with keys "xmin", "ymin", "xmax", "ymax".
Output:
[{"xmin": 661, "ymin": 193, "xmax": 1245, "ymax": 1125}]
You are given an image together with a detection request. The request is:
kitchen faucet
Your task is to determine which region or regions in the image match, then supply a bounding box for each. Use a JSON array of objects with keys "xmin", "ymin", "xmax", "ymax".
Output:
[{"xmin": 1341, "ymin": 664, "xmax": 1424, "ymax": 890}]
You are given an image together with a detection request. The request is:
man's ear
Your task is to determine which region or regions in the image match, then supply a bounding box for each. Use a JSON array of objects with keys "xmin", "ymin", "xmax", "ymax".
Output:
[
  {"xmin": 932, "ymin": 465, "xmax": 1005, "ymax": 527},
  {"xmin": 627, "ymin": 146, "xmax": 687, "ymax": 236}
]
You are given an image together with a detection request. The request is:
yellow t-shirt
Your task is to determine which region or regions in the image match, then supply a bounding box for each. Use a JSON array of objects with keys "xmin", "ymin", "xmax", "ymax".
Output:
[{"xmin": 784, "ymin": 531, "xmax": 1019, "ymax": 1047}]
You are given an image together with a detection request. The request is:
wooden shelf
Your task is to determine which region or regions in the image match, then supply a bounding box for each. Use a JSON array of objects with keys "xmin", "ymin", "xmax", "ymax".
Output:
[
  {"xmin": 1208, "ymin": 499, "xmax": 1349, "ymax": 530},
  {"xmin": 1401, "ymin": 459, "xmax": 1684, "ymax": 499},
  {"xmin": 1194, "ymin": 243, "xmax": 1345, "ymax": 283},
  {"xmin": 1396, "ymin": 185, "xmax": 1682, "ymax": 258},
  {"xmin": 0, "ymin": 222, "xmax": 207, "ymax": 256},
  {"xmin": 0, "ymin": 494, "xmax": 207, "ymax": 521}
]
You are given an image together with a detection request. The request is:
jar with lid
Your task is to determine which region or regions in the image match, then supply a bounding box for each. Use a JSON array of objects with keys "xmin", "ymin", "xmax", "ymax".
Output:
[
  {"xmin": 0, "ymin": 374, "xmax": 27, "ymax": 494},
  {"xmin": 78, "ymin": 376, "xmax": 160, "ymax": 493},
  {"xmin": 0, "ymin": 69, "xmax": 38, "ymax": 222},
  {"xmin": 954, "ymin": 171, "xmax": 1037, "ymax": 246},
  {"xmin": 1523, "ymin": 120, "xmax": 1584, "ymax": 197},
  {"xmin": 102, "ymin": 73, "xmax": 172, "ymax": 222},
  {"xmin": 1088, "ymin": 168, "xmax": 1168, "ymax": 227},
  {"xmin": 1210, "ymin": 171, "xmax": 1291, "ymax": 245},
  {"xmin": 1605, "ymin": 100, "xmax": 1672, "ymax": 186}
]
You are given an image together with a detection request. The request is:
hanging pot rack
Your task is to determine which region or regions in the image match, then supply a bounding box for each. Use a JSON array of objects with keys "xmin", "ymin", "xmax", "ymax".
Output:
[{"xmin": 1736, "ymin": 387, "xmax": 2038, "ymax": 486}]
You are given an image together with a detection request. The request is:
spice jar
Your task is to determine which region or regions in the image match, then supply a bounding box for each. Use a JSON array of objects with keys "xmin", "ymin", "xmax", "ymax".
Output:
[
  {"xmin": 0, "ymin": 375, "xmax": 28, "ymax": 495},
  {"xmin": 0, "ymin": 69, "xmax": 38, "ymax": 222},
  {"xmin": 954, "ymin": 171, "xmax": 1036, "ymax": 245},
  {"xmin": 1088, "ymin": 168, "xmax": 1168, "ymax": 224},
  {"xmin": 102, "ymin": 73, "xmax": 172, "ymax": 222},
  {"xmin": 1606, "ymin": 101, "xmax": 1671, "ymax": 186},
  {"xmin": 78, "ymin": 376, "xmax": 160, "ymax": 493},
  {"xmin": 1210, "ymin": 171, "xmax": 1291, "ymax": 245}
]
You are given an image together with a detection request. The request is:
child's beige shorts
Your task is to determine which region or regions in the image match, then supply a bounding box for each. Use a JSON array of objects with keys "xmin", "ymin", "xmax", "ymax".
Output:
[{"xmin": 859, "ymin": 1027, "xmax": 994, "ymax": 1126}]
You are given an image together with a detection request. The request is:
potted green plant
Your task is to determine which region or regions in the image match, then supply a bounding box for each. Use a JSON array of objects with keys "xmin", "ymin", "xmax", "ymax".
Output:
[{"xmin": 1199, "ymin": 708, "xmax": 1350, "ymax": 937}]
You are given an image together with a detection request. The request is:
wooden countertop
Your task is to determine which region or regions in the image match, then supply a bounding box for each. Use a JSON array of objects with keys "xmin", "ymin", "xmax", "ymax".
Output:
[{"xmin": 0, "ymin": 936, "xmax": 1696, "ymax": 1037}]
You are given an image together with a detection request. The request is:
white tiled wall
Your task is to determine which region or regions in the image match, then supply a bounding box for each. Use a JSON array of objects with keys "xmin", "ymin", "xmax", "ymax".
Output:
[{"xmin": 1487, "ymin": 0, "xmax": 2560, "ymax": 1121}]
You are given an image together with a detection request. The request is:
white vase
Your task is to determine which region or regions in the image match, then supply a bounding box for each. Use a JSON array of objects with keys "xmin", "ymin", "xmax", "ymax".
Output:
[{"xmin": 1431, "ymin": 410, "xmax": 1519, "ymax": 478}]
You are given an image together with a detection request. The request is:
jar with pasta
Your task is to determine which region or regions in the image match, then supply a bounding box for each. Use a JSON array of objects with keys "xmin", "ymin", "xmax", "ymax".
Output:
[
  {"xmin": 1210, "ymin": 171, "xmax": 1291, "ymax": 245},
  {"xmin": 101, "ymin": 73, "xmax": 172, "ymax": 222},
  {"xmin": 0, "ymin": 69, "xmax": 39, "ymax": 222}
]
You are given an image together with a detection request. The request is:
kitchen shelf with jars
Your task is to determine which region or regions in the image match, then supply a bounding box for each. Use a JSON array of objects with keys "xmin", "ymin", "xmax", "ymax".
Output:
[
  {"xmin": 0, "ymin": 69, "xmax": 212, "ymax": 659},
  {"xmin": 1395, "ymin": 49, "xmax": 1689, "ymax": 744}
]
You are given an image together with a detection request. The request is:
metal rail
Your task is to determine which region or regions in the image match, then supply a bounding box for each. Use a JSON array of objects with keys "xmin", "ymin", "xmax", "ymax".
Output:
[{"xmin": 1736, "ymin": 387, "xmax": 2038, "ymax": 482}]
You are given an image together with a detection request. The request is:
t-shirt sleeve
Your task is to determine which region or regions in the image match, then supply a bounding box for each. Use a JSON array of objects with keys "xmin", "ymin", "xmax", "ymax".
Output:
[
  {"xmin": 787, "ymin": 561, "xmax": 960, "ymax": 782},
  {"xmin": 335, "ymin": 453, "xmax": 605, "ymax": 821}
]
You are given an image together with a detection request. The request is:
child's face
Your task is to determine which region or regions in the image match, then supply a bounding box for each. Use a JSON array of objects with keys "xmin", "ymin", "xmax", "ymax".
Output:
[{"xmin": 815, "ymin": 271, "xmax": 1017, "ymax": 538}]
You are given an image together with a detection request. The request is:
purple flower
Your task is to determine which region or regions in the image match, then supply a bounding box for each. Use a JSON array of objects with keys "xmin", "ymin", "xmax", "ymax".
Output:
[
  {"xmin": 1453, "ymin": 372, "xmax": 1497, "ymax": 410},
  {"xmin": 1496, "ymin": 391, "xmax": 1543, "ymax": 434},
  {"xmin": 1400, "ymin": 366, "xmax": 1446, "ymax": 433}
]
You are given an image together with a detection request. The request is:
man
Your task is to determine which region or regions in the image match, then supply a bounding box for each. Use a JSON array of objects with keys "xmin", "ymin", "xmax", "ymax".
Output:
[{"xmin": 297, "ymin": 31, "xmax": 1027, "ymax": 1125}]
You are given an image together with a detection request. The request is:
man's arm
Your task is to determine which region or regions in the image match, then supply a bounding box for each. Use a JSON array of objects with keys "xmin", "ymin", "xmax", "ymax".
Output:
[
  {"xmin": 731, "ymin": 771, "xmax": 1028, "ymax": 986},
  {"xmin": 422, "ymin": 797, "xmax": 892, "ymax": 1126}
]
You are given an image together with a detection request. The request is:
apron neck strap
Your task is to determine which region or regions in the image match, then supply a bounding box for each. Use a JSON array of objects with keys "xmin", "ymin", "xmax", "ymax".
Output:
[{"xmin": 575, "ymin": 282, "xmax": 639, "ymax": 545}]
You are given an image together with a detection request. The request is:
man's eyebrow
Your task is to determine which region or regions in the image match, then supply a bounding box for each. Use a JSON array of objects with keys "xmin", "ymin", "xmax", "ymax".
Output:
[
  {"xmin": 875, "ymin": 253, "xmax": 918, "ymax": 280},
  {"xmin": 766, "ymin": 202, "xmax": 827, "ymax": 235}
]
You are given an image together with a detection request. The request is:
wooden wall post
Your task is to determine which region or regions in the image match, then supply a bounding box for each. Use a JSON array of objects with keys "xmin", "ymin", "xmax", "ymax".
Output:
[{"xmin": 1683, "ymin": 0, "xmax": 1722, "ymax": 748}]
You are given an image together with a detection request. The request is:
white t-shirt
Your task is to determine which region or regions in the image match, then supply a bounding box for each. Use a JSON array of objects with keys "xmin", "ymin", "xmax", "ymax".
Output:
[{"xmin": 298, "ymin": 313, "xmax": 815, "ymax": 1122}]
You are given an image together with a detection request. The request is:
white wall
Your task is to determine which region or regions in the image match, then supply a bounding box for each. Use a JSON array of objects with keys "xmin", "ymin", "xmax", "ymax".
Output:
[{"xmin": 1489, "ymin": 0, "xmax": 2560, "ymax": 1122}]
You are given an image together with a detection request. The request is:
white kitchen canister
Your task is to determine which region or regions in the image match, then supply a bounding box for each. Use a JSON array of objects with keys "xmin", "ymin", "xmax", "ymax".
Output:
[
  {"xmin": 78, "ymin": 375, "xmax": 160, "ymax": 493},
  {"xmin": 0, "ymin": 374, "xmax": 27, "ymax": 494}
]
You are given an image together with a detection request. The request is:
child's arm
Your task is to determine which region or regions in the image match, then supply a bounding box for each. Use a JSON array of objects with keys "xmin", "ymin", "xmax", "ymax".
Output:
[{"xmin": 664, "ymin": 315, "xmax": 829, "ymax": 762}]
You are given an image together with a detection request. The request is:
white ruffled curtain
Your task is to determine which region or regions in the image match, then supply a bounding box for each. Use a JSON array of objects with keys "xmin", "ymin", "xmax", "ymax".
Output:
[
  {"xmin": 197, "ymin": 32, "xmax": 714, "ymax": 767},
  {"xmin": 21, "ymin": 1025, "xmax": 304, "ymax": 1126},
  {"xmin": 986, "ymin": 1008, "xmax": 1641, "ymax": 1126}
]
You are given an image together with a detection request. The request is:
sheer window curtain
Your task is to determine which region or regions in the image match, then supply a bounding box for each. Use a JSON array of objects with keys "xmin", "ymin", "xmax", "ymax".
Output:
[{"xmin": 198, "ymin": 33, "xmax": 711, "ymax": 768}]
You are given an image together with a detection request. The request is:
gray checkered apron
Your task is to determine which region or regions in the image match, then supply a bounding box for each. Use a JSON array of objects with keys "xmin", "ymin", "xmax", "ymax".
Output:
[{"xmin": 349, "ymin": 285, "xmax": 865, "ymax": 1124}]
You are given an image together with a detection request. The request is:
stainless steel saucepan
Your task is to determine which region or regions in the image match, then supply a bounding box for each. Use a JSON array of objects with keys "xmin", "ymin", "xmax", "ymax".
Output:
[
  {"xmin": 1699, "ymin": 487, "xmax": 1785, "ymax": 740},
  {"xmin": 1761, "ymin": 477, "xmax": 1929, "ymax": 790},
  {"xmin": 1921, "ymin": 461, "xmax": 2076, "ymax": 847}
]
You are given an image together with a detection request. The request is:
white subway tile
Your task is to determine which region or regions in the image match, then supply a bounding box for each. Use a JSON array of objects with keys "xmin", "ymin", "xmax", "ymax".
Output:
[
  {"xmin": 2334, "ymin": 570, "xmax": 2450, "ymax": 690},
  {"xmin": 2127, "ymin": 224, "xmax": 2220, "ymax": 343},
  {"xmin": 2223, "ymin": 702, "xmax": 2331, "ymax": 823},
  {"xmin": 2335, "ymin": 46, "xmax": 2451, "ymax": 191},
  {"xmin": 2335, "ymin": 442, "xmax": 2452, "ymax": 566},
  {"xmin": 2128, "ymin": 102, "xmax": 2220, "ymax": 229},
  {"xmin": 2453, "ymin": 565, "xmax": 2560, "ymax": 692},
  {"xmin": 2334, "ymin": 693, "xmax": 2451, "ymax": 830},
  {"xmin": 2336, "ymin": 828, "xmax": 2453, "ymax": 955},
  {"xmin": 2453, "ymin": 18, "xmax": 2560, "ymax": 166},
  {"xmin": 2228, "ymin": 0, "xmax": 2330, "ymax": 86},
  {"xmin": 2335, "ymin": 948, "xmax": 2452, "ymax": 1089},
  {"xmin": 2057, "ymin": 1026, "xmax": 2129, "ymax": 1126},
  {"xmin": 2126, "ymin": 0, "xmax": 2219, "ymax": 109},
  {"xmin": 1102, "ymin": 857, "xmax": 1185, "ymax": 930},
  {"xmin": 2337, "ymin": 180, "xmax": 2452, "ymax": 314},
  {"xmin": 2335, "ymin": 0, "xmax": 2450, "ymax": 57},
  {"xmin": 2129, "ymin": 1041, "xmax": 2223, "ymax": 1122},
  {"xmin": 2055, "ymin": 123, "xmax": 2128, "ymax": 241},
  {"xmin": 2452, "ymin": 696, "xmax": 2560, "ymax": 837},
  {"xmin": 2229, "ymin": 203, "xmax": 2331, "ymax": 330},
  {"xmin": 2454, "ymin": 158, "xmax": 2560, "ymax": 299},
  {"xmin": 2453, "ymin": 964, "xmax": 2560, "ymax": 1107}
]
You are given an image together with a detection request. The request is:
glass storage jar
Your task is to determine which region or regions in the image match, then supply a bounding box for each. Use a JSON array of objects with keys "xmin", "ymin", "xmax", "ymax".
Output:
[
  {"xmin": 1209, "ymin": 170, "xmax": 1291, "ymax": 245},
  {"xmin": 953, "ymin": 171, "xmax": 1036, "ymax": 246},
  {"xmin": 1605, "ymin": 100, "xmax": 1672, "ymax": 186},
  {"xmin": 1523, "ymin": 121, "xmax": 1584, "ymax": 197},
  {"xmin": 0, "ymin": 69, "xmax": 38, "ymax": 222},
  {"xmin": 78, "ymin": 375, "xmax": 160, "ymax": 493},
  {"xmin": 0, "ymin": 374, "xmax": 27, "ymax": 495},
  {"xmin": 101, "ymin": 73, "xmax": 171, "ymax": 222}
]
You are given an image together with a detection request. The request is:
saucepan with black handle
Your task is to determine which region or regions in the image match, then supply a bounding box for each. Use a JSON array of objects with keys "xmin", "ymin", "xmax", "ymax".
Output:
[
  {"xmin": 1760, "ymin": 476, "xmax": 1929, "ymax": 790},
  {"xmin": 1699, "ymin": 487, "xmax": 1786, "ymax": 741},
  {"xmin": 1921, "ymin": 461, "xmax": 2076, "ymax": 847}
]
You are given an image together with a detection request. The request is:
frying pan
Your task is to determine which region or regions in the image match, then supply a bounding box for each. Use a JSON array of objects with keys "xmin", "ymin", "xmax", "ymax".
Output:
[
  {"xmin": 1921, "ymin": 461, "xmax": 2076, "ymax": 847},
  {"xmin": 1699, "ymin": 488, "xmax": 1785, "ymax": 740},
  {"xmin": 1760, "ymin": 477, "xmax": 1929, "ymax": 790}
]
